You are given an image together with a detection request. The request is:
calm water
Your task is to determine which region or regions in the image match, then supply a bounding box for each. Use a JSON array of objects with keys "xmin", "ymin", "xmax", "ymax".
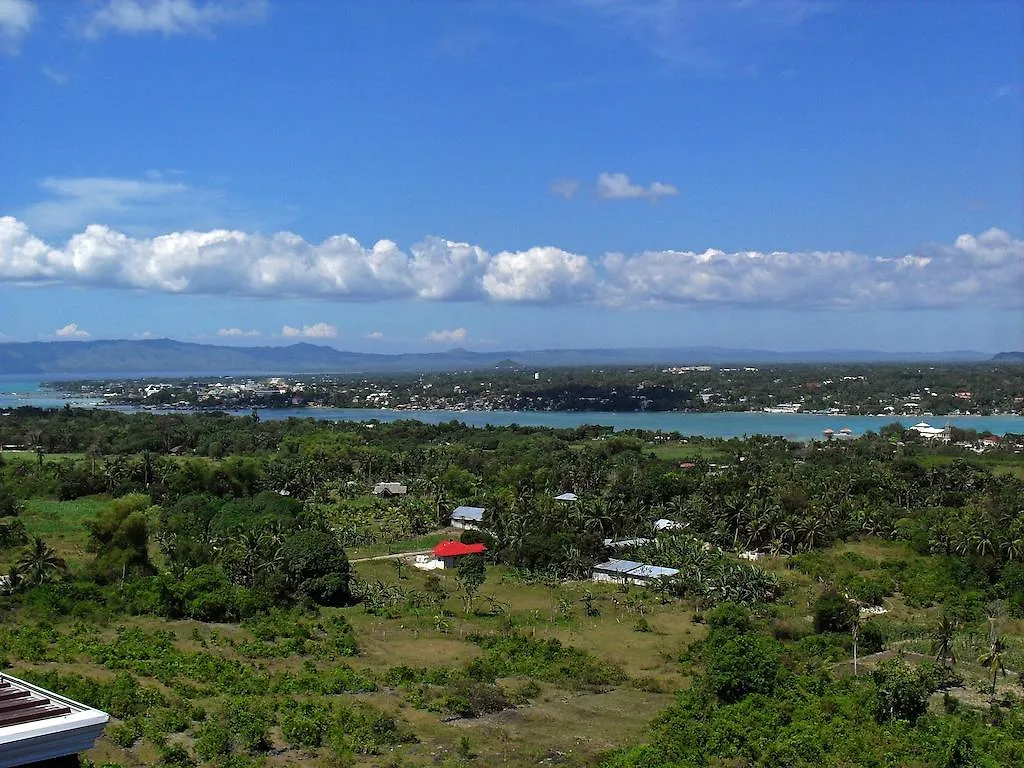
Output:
[
  {"xmin": 234, "ymin": 408, "xmax": 1024, "ymax": 440},
  {"xmin": 0, "ymin": 376, "xmax": 103, "ymax": 409},
  {"xmin": 2, "ymin": 377, "xmax": 1022, "ymax": 440}
]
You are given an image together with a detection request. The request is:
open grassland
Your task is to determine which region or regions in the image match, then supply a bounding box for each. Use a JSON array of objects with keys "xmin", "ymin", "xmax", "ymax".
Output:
[
  {"xmin": 1, "ymin": 450, "xmax": 87, "ymax": 464},
  {"xmin": 645, "ymin": 440, "xmax": 732, "ymax": 463},
  {"xmin": 6, "ymin": 483, "xmax": 1024, "ymax": 766},
  {"xmin": 914, "ymin": 451, "xmax": 1024, "ymax": 480},
  {"xmin": 9, "ymin": 497, "xmax": 109, "ymax": 562},
  {"xmin": 5, "ymin": 562, "xmax": 694, "ymax": 767},
  {"xmin": 346, "ymin": 530, "xmax": 453, "ymax": 560}
]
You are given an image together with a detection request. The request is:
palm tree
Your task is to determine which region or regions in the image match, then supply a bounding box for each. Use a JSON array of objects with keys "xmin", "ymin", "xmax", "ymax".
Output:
[
  {"xmin": 979, "ymin": 636, "xmax": 1009, "ymax": 704},
  {"xmin": 1001, "ymin": 523, "xmax": 1024, "ymax": 562},
  {"xmin": 931, "ymin": 614, "xmax": 958, "ymax": 668},
  {"xmin": 16, "ymin": 537, "xmax": 67, "ymax": 586},
  {"xmin": 970, "ymin": 527, "xmax": 997, "ymax": 559}
]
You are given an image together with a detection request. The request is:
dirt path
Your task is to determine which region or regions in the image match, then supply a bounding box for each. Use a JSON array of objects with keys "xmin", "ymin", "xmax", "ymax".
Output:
[{"xmin": 349, "ymin": 549, "xmax": 432, "ymax": 563}]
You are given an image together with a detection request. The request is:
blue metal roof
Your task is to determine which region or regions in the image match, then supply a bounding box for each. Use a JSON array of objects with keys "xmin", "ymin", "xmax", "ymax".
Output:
[{"xmin": 451, "ymin": 506, "xmax": 485, "ymax": 521}]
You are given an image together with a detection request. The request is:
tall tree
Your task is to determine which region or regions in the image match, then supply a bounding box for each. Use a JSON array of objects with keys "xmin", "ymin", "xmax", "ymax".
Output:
[{"xmin": 456, "ymin": 553, "xmax": 486, "ymax": 614}]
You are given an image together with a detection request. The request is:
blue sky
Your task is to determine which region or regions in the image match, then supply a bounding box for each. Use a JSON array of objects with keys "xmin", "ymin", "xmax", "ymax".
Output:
[{"xmin": 0, "ymin": 0, "xmax": 1021, "ymax": 353}]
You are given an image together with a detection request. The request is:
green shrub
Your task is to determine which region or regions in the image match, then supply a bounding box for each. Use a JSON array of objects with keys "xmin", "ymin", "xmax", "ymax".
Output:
[
  {"xmin": 466, "ymin": 632, "xmax": 625, "ymax": 689},
  {"xmin": 859, "ymin": 621, "xmax": 885, "ymax": 654},
  {"xmin": 813, "ymin": 590, "xmax": 857, "ymax": 634},
  {"xmin": 107, "ymin": 721, "xmax": 142, "ymax": 748},
  {"xmin": 194, "ymin": 720, "xmax": 233, "ymax": 761},
  {"xmin": 280, "ymin": 700, "xmax": 332, "ymax": 748},
  {"xmin": 705, "ymin": 634, "xmax": 782, "ymax": 703},
  {"xmin": 224, "ymin": 697, "xmax": 273, "ymax": 753},
  {"xmin": 0, "ymin": 517, "xmax": 27, "ymax": 548},
  {"xmin": 444, "ymin": 680, "xmax": 511, "ymax": 718},
  {"xmin": 871, "ymin": 658, "xmax": 929, "ymax": 724}
]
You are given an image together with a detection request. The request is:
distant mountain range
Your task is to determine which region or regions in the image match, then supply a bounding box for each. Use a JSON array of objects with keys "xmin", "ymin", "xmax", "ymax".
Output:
[{"xmin": 0, "ymin": 339, "xmax": 1012, "ymax": 376}]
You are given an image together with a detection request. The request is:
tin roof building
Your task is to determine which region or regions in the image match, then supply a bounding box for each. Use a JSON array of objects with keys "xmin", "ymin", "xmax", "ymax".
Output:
[{"xmin": 0, "ymin": 673, "xmax": 109, "ymax": 768}]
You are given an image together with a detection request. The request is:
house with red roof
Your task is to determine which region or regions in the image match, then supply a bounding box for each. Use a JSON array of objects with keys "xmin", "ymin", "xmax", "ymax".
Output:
[{"xmin": 431, "ymin": 540, "xmax": 486, "ymax": 569}]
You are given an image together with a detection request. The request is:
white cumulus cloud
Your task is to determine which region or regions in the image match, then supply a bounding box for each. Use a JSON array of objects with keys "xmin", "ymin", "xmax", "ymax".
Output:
[
  {"xmin": 366, "ymin": 331, "xmax": 385, "ymax": 340},
  {"xmin": 79, "ymin": 0, "xmax": 267, "ymax": 39},
  {"xmin": 0, "ymin": 216, "xmax": 1021, "ymax": 311},
  {"xmin": 217, "ymin": 327, "xmax": 260, "ymax": 337},
  {"xmin": 281, "ymin": 322, "xmax": 338, "ymax": 339},
  {"xmin": 482, "ymin": 246, "xmax": 595, "ymax": 302},
  {"xmin": 54, "ymin": 323, "xmax": 90, "ymax": 339},
  {"xmin": 426, "ymin": 327, "xmax": 468, "ymax": 343},
  {"xmin": 0, "ymin": 0, "xmax": 34, "ymax": 54},
  {"xmin": 596, "ymin": 172, "xmax": 678, "ymax": 201}
]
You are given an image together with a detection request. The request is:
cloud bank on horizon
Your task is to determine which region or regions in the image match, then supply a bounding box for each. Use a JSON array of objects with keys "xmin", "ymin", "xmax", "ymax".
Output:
[{"xmin": 0, "ymin": 216, "xmax": 1020, "ymax": 311}]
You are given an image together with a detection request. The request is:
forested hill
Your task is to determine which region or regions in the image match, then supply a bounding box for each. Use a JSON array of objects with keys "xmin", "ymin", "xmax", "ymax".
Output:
[
  {"xmin": 0, "ymin": 338, "xmax": 993, "ymax": 375},
  {"xmin": 992, "ymin": 351, "xmax": 1024, "ymax": 362}
]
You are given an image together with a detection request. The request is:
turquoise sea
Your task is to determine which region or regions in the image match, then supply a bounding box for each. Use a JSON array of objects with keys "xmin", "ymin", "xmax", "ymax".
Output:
[
  {"xmin": 226, "ymin": 407, "xmax": 1024, "ymax": 441},
  {"xmin": 3, "ymin": 376, "xmax": 1022, "ymax": 441}
]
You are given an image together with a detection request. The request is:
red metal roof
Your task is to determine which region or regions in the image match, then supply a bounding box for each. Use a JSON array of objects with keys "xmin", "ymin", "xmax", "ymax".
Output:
[{"xmin": 433, "ymin": 540, "xmax": 487, "ymax": 557}]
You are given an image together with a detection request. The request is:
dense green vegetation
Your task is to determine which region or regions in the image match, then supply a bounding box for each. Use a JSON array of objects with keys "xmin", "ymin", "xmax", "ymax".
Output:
[
  {"xmin": 0, "ymin": 405, "xmax": 1023, "ymax": 766},
  {"xmin": 46, "ymin": 360, "xmax": 1024, "ymax": 414}
]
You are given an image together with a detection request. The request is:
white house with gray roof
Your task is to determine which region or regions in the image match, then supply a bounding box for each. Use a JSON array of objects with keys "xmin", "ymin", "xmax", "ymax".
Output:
[{"xmin": 450, "ymin": 505, "xmax": 485, "ymax": 530}]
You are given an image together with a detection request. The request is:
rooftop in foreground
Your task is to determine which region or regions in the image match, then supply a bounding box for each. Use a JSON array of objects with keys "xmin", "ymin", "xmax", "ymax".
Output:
[{"xmin": 0, "ymin": 673, "xmax": 109, "ymax": 768}]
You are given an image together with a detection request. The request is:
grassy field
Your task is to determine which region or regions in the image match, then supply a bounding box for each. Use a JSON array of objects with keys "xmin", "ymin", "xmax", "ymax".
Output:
[
  {"xmin": 5, "ymin": 491, "xmax": 1024, "ymax": 767},
  {"xmin": 1, "ymin": 450, "xmax": 87, "ymax": 464},
  {"xmin": 914, "ymin": 452, "xmax": 1024, "ymax": 480},
  {"xmin": 6, "ymin": 497, "xmax": 110, "ymax": 563},
  {"xmin": 346, "ymin": 531, "xmax": 454, "ymax": 560},
  {"xmin": 646, "ymin": 441, "xmax": 732, "ymax": 463}
]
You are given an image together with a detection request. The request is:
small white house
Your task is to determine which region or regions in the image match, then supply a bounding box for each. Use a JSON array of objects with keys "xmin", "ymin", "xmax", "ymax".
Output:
[
  {"xmin": 450, "ymin": 506, "xmax": 485, "ymax": 530},
  {"xmin": 554, "ymin": 492, "xmax": 578, "ymax": 502},
  {"xmin": 0, "ymin": 673, "xmax": 109, "ymax": 768},
  {"xmin": 372, "ymin": 482, "xmax": 407, "ymax": 496},
  {"xmin": 592, "ymin": 558, "xmax": 679, "ymax": 586}
]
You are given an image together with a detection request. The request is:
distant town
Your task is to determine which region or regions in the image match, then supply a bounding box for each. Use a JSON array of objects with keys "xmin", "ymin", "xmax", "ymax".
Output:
[{"xmin": 39, "ymin": 362, "xmax": 1024, "ymax": 419}]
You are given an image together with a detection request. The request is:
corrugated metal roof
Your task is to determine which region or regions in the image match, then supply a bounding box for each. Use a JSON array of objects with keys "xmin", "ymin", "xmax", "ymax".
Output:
[
  {"xmin": 0, "ymin": 673, "xmax": 109, "ymax": 768},
  {"xmin": 603, "ymin": 538, "xmax": 654, "ymax": 548},
  {"xmin": 0, "ymin": 678, "xmax": 72, "ymax": 728},
  {"xmin": 627, "ymin": 564, "xmax": 680, "ymax": 579},
  {"xmin": 451, "ymin": 506, "xmax": 485, "ymax": 521},
  {"xmin": 593, "ymin": 559, "xmax": 646, "ymax": 573}
]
